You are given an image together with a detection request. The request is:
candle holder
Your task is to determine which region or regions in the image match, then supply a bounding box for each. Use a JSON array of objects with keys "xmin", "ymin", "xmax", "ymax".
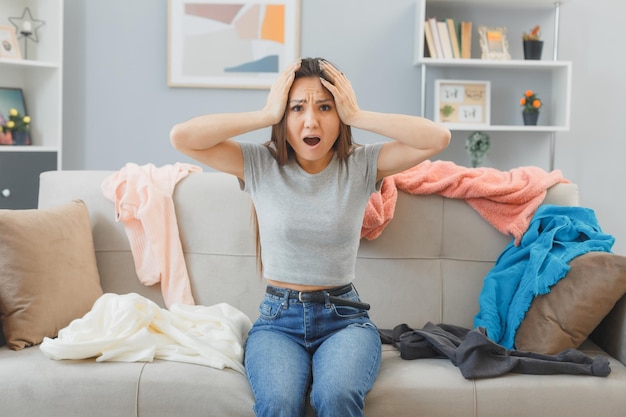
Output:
[{"xmin": 8, "ymin": 7, "xmax": 45, "ymax": 60}]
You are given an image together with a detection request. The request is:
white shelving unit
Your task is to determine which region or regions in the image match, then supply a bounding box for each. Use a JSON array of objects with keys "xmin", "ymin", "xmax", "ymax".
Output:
[
  {"xmin": 0, "ymin": 0, "xmax": 63, "ymax": 208},
  {"xmin": 415, "ymin": 0, "xmax": 572, "ymax": 169}
]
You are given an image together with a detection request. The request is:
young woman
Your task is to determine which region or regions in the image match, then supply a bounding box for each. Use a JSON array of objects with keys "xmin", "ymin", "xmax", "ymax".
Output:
[{"xmin": 170, "ymin": 57, "xmax": 450, "ymax": 417}]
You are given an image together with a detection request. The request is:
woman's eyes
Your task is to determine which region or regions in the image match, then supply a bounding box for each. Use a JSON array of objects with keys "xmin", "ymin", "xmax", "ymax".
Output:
[{"xmin": 291, "ymin": 104, "xmax": 332, "ymax": 112}]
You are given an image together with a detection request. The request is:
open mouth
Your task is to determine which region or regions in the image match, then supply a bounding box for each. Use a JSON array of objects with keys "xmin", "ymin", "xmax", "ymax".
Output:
[{"xmin": 303, "ymin": 136, "xmax": 321, "ymax": 146}]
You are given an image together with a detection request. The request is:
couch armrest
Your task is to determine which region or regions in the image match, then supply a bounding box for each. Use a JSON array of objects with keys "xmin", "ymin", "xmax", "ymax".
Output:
[{"xmin": 590, "ymin": 294, "xmax": 626, "ymax": 366}]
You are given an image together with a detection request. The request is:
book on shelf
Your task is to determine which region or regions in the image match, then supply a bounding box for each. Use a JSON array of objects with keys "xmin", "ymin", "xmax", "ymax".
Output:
[
  {"xmin": 427, "ymin": 17, "xmax": 444, "ymax": 59},
  {"xmin": 424, "ymin": 17, "xmax": 464, "ymax": 60},
  {"xmin": 460, "ymin": 21, "xmax": 472, "ymax": 59},
  {"xmin": 446, "ymin": 18, "xmax": 461, "ymax": 59},
  {"xmin": 437, "ymin": 20, "xmax": 454, "ymax": 59},
  {"xmin": 423, "ymin": 20, "xmax": 438, "ymax": 58}
]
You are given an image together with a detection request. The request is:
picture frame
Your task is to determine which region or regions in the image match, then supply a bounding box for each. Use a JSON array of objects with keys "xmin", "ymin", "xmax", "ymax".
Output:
[
  {"xmin": 0, "ymin": 87, "xmax": 30, "ymax": 146},
  {"xmin": 434, "ymin": 80, "xmax": 491, "ymax": 129},
  {"xmin": 0, "ymin": 26, "xmax": 21, "ymax": 59},
  {"xmin": 478, "ymin": 26, "xmax": 511, "ymax": 60},
  {"xmin": 167, "ymin": 0, "xmax": 300, "ymax": 89}
]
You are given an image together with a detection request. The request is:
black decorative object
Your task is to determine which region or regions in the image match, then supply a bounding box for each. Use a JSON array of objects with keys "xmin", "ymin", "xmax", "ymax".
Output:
[
  {"xmin": 523, "ymin": 112, "xmax": 539, "ymax": 126},
  {"xmin": 8, "ymin": 7, "xmax": 45, "ymax": 60},
  {"xmin": 523, "ymin": 40, "xmax": 544, "ymax": 60}
]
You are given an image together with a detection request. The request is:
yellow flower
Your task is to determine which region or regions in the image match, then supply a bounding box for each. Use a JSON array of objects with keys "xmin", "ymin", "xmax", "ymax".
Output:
[{"xmin": 1, "ymin": 108, "xmax": 31, "ymax": 133}]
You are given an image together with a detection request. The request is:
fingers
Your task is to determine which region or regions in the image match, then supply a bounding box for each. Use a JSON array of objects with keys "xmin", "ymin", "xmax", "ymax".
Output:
[
  {"xmin": 275, "ymin": 59, "xmax": 301, "ymax": 89},
  {"xmin": 319, "ymin": 60, "xmax": 353, "ymax": 96},
  {"xmin": 318, "ymin": 60, "xmax": 359, "ymax": 125},
  {"xmin": 264, "ymin": 59, "xmax": 302, "ymax": 123},
  {"xmin": 321, "ymin": 60, "xmax": 349, "ymax": 80},
  {"xmin": 286, "ymin": 58, "xmax": 302, "ymax": 77},
  {"xmin": 319, "ymin": 60, "xmax": 343, "ymax": 83},
  {"xmin": 319, "ymin": 60, "xmax": 353, "ymax": 99}
]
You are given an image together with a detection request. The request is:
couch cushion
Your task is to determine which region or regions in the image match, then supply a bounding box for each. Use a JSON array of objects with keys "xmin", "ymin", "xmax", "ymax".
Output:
[
  {"xmin": 0, "ymin": 346, "xmax": 145, "ymax": 417},
  {"xmin": 0, "ymin": 200, "xmax": 103, "ymax": 350},
  {"xmin": 515, "ymin": 252, "xmax": 626, "ymax": 354}
]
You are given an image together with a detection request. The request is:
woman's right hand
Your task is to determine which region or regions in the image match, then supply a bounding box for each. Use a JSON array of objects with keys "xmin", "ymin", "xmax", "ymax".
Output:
[{"xmin": 263, "ymin": 59, "xmax": 301, "ymax": 124}]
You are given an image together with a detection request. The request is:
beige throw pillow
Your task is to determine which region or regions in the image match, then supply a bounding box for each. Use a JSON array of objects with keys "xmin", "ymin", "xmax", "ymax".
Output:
[
  {"xmin": 515, "ymin": 252, "xmax": 626, "ymax": 354},
  {"xmin": 0, "ymin": 200, "xmax": 103, "ymax": 350}
]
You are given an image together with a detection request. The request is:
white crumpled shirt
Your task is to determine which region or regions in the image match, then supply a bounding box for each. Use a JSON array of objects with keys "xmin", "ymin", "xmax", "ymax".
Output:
[{"xmin": 40, "ymin": 293, "xmax": 252, "ymax": 374}]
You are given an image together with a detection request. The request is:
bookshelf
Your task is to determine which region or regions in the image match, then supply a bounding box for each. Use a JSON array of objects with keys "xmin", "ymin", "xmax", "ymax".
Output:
[
  {"xmin": 0, "ymin": 0, "xmax": 63, "ymax": 208},
  {"xmin": 415, "ymin": 0, "xmax": 572, "ymax": 169}
]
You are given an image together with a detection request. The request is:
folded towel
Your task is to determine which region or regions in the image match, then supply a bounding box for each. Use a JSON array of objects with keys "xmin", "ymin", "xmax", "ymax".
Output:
[
  {"xmin": 40, "ymin": 293, "xmax": 253, "ymax": 374},
  {"xmin": 362, "ymin": 160, "xmax": 568, "ymax": 245}
]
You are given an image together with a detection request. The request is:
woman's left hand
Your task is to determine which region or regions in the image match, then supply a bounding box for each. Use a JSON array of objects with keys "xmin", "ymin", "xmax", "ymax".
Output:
[{"xmin": 319, "ymin": 60, "xmax": 360, "ymax": 126}]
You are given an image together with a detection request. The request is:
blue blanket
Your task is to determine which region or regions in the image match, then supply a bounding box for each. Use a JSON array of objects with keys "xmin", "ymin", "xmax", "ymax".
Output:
[{"xmin": 474, "ymin": 205, "xmax": 615, "ymax": 349}]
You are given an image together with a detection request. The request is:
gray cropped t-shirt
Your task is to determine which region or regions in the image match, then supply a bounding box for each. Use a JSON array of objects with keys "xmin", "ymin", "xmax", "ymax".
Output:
[{"xmin": 239, "ymin": 142, "xmax": 384, "ymax": 287}]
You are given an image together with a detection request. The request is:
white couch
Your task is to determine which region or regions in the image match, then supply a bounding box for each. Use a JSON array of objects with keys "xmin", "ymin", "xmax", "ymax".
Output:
[{"xmin": 1, "ymin": 169, "xmax": 625, "ymax": 417}]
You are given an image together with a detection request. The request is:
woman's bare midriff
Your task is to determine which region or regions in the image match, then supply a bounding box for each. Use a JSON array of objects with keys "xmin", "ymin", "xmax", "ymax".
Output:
[{"xmin": 266, "ymin": 279, "xmax": 339, "ymax": 292}]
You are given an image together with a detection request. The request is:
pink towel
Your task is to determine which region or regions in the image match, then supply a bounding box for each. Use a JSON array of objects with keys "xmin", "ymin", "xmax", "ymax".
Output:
[
  {"xmin": 362, "ymin": 160, "xmax": 569, "ymax": 245},
  {"xmin": 102, "ymin": 163, "xmax": 202, "ymax": 308}
]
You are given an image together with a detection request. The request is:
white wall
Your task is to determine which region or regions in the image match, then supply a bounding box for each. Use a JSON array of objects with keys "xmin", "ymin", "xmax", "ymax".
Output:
[
  {"xmin": 557, "ymin": 0, "xmax": 626, "ymax": 254},
  {"xmin": 63, "ymin": 0, "xmax": 626, "ymax": 253}
]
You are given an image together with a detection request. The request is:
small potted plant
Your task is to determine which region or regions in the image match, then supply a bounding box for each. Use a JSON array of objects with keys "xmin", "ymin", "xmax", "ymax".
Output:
[
  {"xmin": 520, "ymin": 90, "xmax": 542, "ymax": 125},
  {"xmin": 0, "ymin": 108, "xmax": 31, "ymax": 145},
  {"xmin": 522, "ymin": 25, "xmax": 543, "ymax": 60},
  {"xmin": 465, "ymin": 131, "xmax": 490, "ymax": 168}
]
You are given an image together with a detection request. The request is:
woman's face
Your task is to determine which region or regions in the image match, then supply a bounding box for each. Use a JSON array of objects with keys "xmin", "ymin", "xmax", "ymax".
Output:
[{"xmin": 285, "ymin": 76, "xmax": 340, "ymax": 173}]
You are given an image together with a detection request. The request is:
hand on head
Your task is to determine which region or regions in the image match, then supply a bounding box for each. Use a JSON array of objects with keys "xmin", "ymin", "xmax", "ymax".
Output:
[
  {"xmin": 263, "ymin": 59, "xmax": 302, "ymax": 125},
  {"xmin": 318, "ymin": 59, "xmax": 361, "ymax": 126}
]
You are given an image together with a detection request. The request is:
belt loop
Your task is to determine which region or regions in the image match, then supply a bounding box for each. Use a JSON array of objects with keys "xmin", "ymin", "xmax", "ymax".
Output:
[
  {"xmin": 282, "ymin": 288, "xmax": 290, "ymax": 309},
  {"xmin": 323, "ymin": 291, "xmax": 331, "ymax": 308}
]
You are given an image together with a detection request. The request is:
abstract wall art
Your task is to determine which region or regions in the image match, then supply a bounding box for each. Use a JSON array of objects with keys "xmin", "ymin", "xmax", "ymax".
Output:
[{"xmin": 167, "ymin": 0, "xmax": 300, "ymax": 89}]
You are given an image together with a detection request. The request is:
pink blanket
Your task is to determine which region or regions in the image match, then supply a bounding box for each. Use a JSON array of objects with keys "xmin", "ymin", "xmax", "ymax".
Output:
[{"xmin": 361, "ymin": 160, "xmax": 569, "ymax": 245}]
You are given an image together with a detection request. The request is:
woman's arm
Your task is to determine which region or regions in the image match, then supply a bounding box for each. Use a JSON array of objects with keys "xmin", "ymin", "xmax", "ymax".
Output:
[
  {"xmin": 170, "ymin": 60, "xmax": 302, "ymax": 178},
  {"xmin": 354, "ymin": 112, "xmax": 451, "ymax": 181},
  {"xmin": 319, "ymin": 61, "xmax": 451, "ymax": 181}
]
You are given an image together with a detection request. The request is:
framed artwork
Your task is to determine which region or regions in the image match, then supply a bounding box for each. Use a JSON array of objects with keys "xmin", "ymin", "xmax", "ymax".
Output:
[
  {"xmin": 434, "ymin": 80, "xmax": 491, "ymax": 129},
  {"xmin": 478, "ymin": 26, "xmax": 511, "ymax": 60},
  {"xmin": 167, "ymin": 0, "xmax": 300, "ymax": 89},
  {"xmin": 0, "ymin": 87, "xmax": 30, "ymax": 145},
  {"xmin": 0, "ymin": 26, "xmax": 21, "ymax": 59}
]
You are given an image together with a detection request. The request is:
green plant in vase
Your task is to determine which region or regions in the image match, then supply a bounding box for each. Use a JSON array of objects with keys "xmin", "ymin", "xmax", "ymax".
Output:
[
  {"xmin": 465, "ymin": 131, "xmax": 490, "ymax": 168},
  {"xmin": 522, "ymin": 25, "xmax": 543, "ymax": 60},
  {"xmin": 520, "ymin": 90, "xmax": 542, "ymax": 126}
]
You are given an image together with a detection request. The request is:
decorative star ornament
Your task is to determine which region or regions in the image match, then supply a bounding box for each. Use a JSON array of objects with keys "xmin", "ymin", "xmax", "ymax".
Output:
[{"xmin": 8, "ymin": 7, "xmax": 45, "ymax": 42}]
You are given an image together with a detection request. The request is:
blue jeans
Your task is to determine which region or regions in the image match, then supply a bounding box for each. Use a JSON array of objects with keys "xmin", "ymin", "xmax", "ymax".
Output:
[{"xmin": 244, "ymin": 285, "xmax": 382, "ymax": 417}]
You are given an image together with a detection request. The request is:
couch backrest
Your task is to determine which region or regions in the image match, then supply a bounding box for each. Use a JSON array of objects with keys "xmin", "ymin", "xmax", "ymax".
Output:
[{"xmin": 38, "ymin": 170, "xmax": 579, "ymax": 330}]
